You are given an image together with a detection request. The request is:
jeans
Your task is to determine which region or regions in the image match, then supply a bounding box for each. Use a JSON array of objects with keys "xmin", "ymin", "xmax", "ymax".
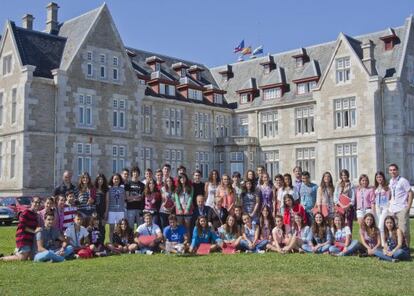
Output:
[
  {"xmin": 239, "ymin": 239, "xmax": 255, "ymax": 251},
  {"xmin": 302, "ymin": 243, "xmax": 331, "ymax": 253},
  {"xmin": 34, "ymin": 246, "xmax": 74, "ymax": 263},
  {"xmin": 127, "ymin": 209, "xmax": 143, "ymax": 229},
  {"xmin": 254, "ymin": 240, "xmax": 269, "ymax": 252},
  {"xmin": 305, "ymin": 210, "xmax": 313, "ymax": 226},
  {"xmin": 374, "ymin": 247, "xmax": 411, "ymax": 262},
  {"xmin": 329, "ymin": 240, "xmax": 360, "ymax": 256}
]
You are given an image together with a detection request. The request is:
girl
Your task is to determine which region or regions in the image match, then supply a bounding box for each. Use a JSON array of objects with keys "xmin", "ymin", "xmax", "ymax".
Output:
[
  {"xmin": 255, "ymin": 206, "xmax": 275, "ymax": 253},
  {"xmin": 38, "ymin": 197, "xmax": 57, "ymax": 228},
  {"xmin": 174, "ymin": 173, "xmax": 194, "ymax": 235},
  {"xmin": 216, "ymin": 174, "xmax": 235, "ymax": 215},
  {"xmin": 77, "ymin": 172, "xmax": 96, "ymax": 222},
  {"xmin": 244, "ymin": 170, "xmax": 257, "ymax": 189},
  {"xmin": 159, "ymin": 177, "xmax": 176, "ymax": 230},
  {"xmin": 189, "ymin": 216, "xmax": 223, "ymax": 253},
  {"xmin": 329, "ymin": 213, "xmax": 360, "ymax": 256},
  {"xmin": 208, "ymin": 195, "xmax": 228, "ymax": 231},
  {"xmin": 359, "ymin": 213, "xmax": 381, "ymax": 257},
  {"xmin": 257, "ymin": 172, "xmax": 274, "ymax": 214},
  {"xmin": 373, "ymin": 171, "xmax": 390, "ymax": 241},
  {"xmin": 281, "ymin": 174, "xmax": 299, "ymax": 202},
  {"xmin": 268, "ymin": 215, "xmax": 291, "ymax": 254},
  {"xmin": 273, "ymin": 174, "xmax": 284, "ymax": 215},
  {"xmin": 232, "ymin": 172, "xmax": 243, "ymax": 207},
  {"xmin": 204, "ymin": 170, "xmax": 220, "ymax": 208},
  {"xmin": 218, "ymin": 215, "xmax": 242, "ymax": 249},
  {"xmin": 106, "ymin": 218, "xmax": 137, "ymax": 254},
  {"xmin": 283, "ymin": 194, "xmax": 307, "ymax": 227},
  {"xmin": 240, "ymin": 214, "xmax": 259, "ymax": 252},
  {"xmin": 283, "ymin": 213, "xmax": 310, "ymax": 253},
  {"xmin": 315, "ymin": 172, "xmax": 335, "ymax": 221},
  {"xmin": 241, "ymin": 180, "xmax": 260, "ymax": 223},
  {"xmin": 105, "ymin": 173, "xmax": 126, "ymax": 240},
  {"xmin": 355, "ymin": 174, "xmax": 375, "ymax": 225},
  {"xmin": 143, "ymin": 179, "xmax": 162, "ymax": 226},
  {"xmin": 374, "ymin": 216, "xmax": 411, "ymax": 262},
  {"xmin": 334, "ymin": 169, "xmax": 355, "ymax": 232},
  {"xmin": 94, "ymin": 174, "xmax": 108, "ymax": 241},
  {"xmin": 303, "ymin": 212, "xmax": 332, "ymax": 254},
  {"xmin": 87, "ymin": 216, "xmax": 106, "ymax": 256}
]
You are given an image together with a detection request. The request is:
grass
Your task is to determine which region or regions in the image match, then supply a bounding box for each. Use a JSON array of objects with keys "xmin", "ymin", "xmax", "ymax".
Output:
[{"xmin": 0, "ymin": 222, "xmax": 413, "ymax": 296}]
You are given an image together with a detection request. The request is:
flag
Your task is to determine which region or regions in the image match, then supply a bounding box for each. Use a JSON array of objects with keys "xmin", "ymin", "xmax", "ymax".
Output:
[
  {"xmin": 237, "ymin": 56, "xmax": 244, "ymax": 62},
  {"xmin": 252, "ymin": 45, "xmax": 263, "ymax": 55},
  {"xmin": 241, "ymin": 46, "xmax": 252, "ymax": 55},
  {"xmin": 234, "ymin": 40, "xmax": 244, "ymax": 53}
]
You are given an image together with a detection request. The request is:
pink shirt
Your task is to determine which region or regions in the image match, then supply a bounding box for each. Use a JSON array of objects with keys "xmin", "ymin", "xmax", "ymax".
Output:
[
  {"xmin": 217, "ymin": 186, "xmax": 235, "ymax": 212},
  {"xmin": 355, "ymin": 187, "xmax": 375, "ymax": 210}
]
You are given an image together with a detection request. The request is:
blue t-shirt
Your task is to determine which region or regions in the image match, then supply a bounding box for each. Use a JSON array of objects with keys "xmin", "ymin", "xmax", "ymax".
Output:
[{"xmin": 163, "ymin": 225, "xmax": 187, "ymax": 243}]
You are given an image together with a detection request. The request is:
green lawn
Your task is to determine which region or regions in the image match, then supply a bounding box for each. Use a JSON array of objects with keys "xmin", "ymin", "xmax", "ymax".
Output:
[{"xmin": 0, "ymin": 222, "xmax": 413, "ymax": 296}]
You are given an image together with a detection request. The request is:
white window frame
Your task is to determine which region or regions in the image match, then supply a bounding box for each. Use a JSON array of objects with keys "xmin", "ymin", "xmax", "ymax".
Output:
[
  {"xmin": 261, "ymin": 111, "xmax": 278, "ymax": 138},
  {"xmin": 78, "ymin": 94, "xmax": 93, "ymax": 127},
  {"xmin": 87, "ymin": 63, "xmax": 93, "ymax": 77},
  {"xmin": 87, "ymin": 51, "xmax": 93, "ymax": 61},
  {"xmin": 195, "ymin": 151, "xmax": 210, "ymax": 178},
  {"xmin": 336, "ymin": 143, "xmax": 358, "ymax": 180},
  {"xmin": 334, "ymin": 97, "xmax": 356, "ymax": 129},
  {"xmin": 100, "ymin": 54, "xmax": 106, "ymax": 64},
  {"xmin": 100, "ymin": 66, "xmax": 106, "ymax": 79},
  {"xmin": 10, "ymin": 139, "xmax": 16, "ymax": 178},
  {"xmin": 2, "ymin": 55, "xmax": 12, "ymax": 76},
  {"xmin": 295, "ymin": 106, "xmax": 315, "ymax": 135},
  {"xmin": 263, "ymin": 87, "xmax": 282, "ymax": 100},
  {"xmin": 77, "ymin": 143, "xmax": 92, "ymax": 176},
  {"xmin": 164, "ymin": 108, "xmax": 182, "ymax": 137},
  {"xmin": 296, "ymin": 147, "xmax": 316, "ymax": 179},
  {"xmin": 112, "ymin": 145, "xmax": 126, "ymax": 174},
  {"xmin": 112, "ymin": 98, "xmax": 126, "ymax": 130},
  {"xmin": 113, "ymin": 56, "xmax": 119, "ymax": 67},
  {"xmin": 0, "ymin": 92, "xmax": 3, "ymax": 126},
  {"xmin": 141, "ymin": 147, "xmax": 153, "ymax": 171},
  {"xmin": 230, "ymin": 152, "xmax": 244, "ymax": 176},
  {"xmin": 112, "ymin": 68, "xmax": 119, "ymax": 81},
  {"xmin": 194, "ymin": 112, "xmax": 211, "ymax": 139},
  {"xmin": 240, "ymin": 93, "xmax": 249, "ymax": 104},
  {"xmin": 164, "ymin": 148, "xmax": 183, "ymax": 176},
  {"xmin": 215, "ymin": 115, "xmax": 230, "ymax": 137},
  {"xmin": 188, "ymin": 88, "xmax": 202, "ymax": 101},
  {"xmin": 141, "ymin": 105, "xmax": 152, "ymax": 134},
  {"xmin": 11, "ymin": 88, "xmax": 17, "ymax": 124},
  {"xmin": 214, "ymin": 93, "xmax": 223, "ymax": 104},
  {"xmin": 238, "ymin": 116, "xmax": 249, "ymax": 136},
  {"xmin": 263, "ymin": 150, "xmax": 279, "ymax": 179},
  {"xmin": 336, "ymin": 57, "xmax": 351, "ymax": 84},
  {"xmin": 297, "ymin": 81, "xmax": 317, "ymax": 95}
]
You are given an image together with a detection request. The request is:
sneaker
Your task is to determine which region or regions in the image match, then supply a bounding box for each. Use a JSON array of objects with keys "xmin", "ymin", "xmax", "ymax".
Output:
[
  {"xmin": 146, "ymin": 250, "xmax": 153, "ymax": 255},
  {"xmin": 257, "ymin": 250, "xmax": 265, "ymax": 254},
  {"xmin": 391, "ymin": 259, "xmax": 400, "ymax": 263},
  {"xmin": 245, "ymin": 250, "xmax": 252, "ymax": 254},
  {"xmin": 134, "ymin": 250, "xmax": 141, "ymax": 254}
]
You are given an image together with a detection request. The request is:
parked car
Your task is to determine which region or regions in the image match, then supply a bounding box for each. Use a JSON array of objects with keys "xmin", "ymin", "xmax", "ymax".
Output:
[
  {"xmin": 0, "ymin": 196, "xmax": 32, "ymax": 219},
  {"xmin": 0, "ymin": 206, "xmax": 16, "ymax": 225}
]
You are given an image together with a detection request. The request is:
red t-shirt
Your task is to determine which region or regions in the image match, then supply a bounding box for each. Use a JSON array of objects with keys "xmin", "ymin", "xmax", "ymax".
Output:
[{"xmin": 15, "ymin": 209, "xmax": 38, "ymax": 248}]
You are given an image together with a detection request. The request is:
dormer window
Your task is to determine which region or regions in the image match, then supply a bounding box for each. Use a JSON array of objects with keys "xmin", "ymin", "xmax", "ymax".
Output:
[
  {"xmin": 146, "ymin": 56, "xmax": 165, "ymax": 71},
  {"xmin": 380, "ymin": 28, "xmax": 398, "ymax": 51},
  {"xmin": 292, "ymin": 48, "xmax": 309, "ymax": 68},
  {"xmin": 240, "ymin": 93, "xmax": 251, "ymax": 104},
  {"xmin": 264, "ymin": 64, "xmax": 270, "ymax": 74},
  {"xmin": 295, "ymin": 57, "xmax": 304, "ymax": 68},
  {"xmin": 263, "ymin": 88, "xmax": 282, "ymax": 100},
  {"xmin": 297, "ymin": 81, "xmax": 317, "ymax": 95},
  {"xmin": 155, "ymin": 63, "xmax": 161, "ymax": 72},
  {"xmin": 181, "ymin": 68, "xmax": 186, "ymax": 78},
  {"xmin": 188, "ymin": 65, "xmax": 204, "ymax": 81},
  {"xmin": 214, "ymin": 93, "xmax": 223, "ymax": 104}
]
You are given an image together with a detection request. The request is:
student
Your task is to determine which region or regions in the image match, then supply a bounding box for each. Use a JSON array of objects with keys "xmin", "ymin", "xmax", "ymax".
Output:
[
  {"xmin": 244, "ymin": 170, "xmax": 257, "ymax": 189},
  {"xmin": 239, "ymin": 214, "xmax": 259, "ymax": 252},
  {"xmin": 163, "ymin": 214, "xmax": 188, "ymax": 254},
  {"xmin": 255, "ymin": 166, "xmax": 266, "ymax": 187},
  {"xmin": 160, "ymin": 176, "xmax": 176, "ymax": 230},
  {"xmin": 273, "ymin": 174, "xmax": 284, "ymax": 214},
  {"xmin": 374, "ymin": 215, "xmax": 411, "ymax": 262},
  {"xmin": 292, "ymin": 166, "xmax": 303, "ymax": 195},
  {"xmin": 241, "ymin": 180, "xmax": 260, "ymax": 223},
  {"xmin": 34, "ymin": 212, "xmax": 74, "ymax": 262},
  {"xmin": 359, "ymin": 213, "xmax": 381, "ymax": 257},
  {"xmin": 192, "ymin": 170, "xmax": 205, "ymax": 209},
  {"xmin": 302, "ymin": 212, "xmax": 332, "ymax": 254},
  {"xmin": 135, "ymin": 213, "xmax": 163, "ymax": 254},
  {"xmin": 105, "ymin": 173, "xmax": 127, "ymax": 240},
  {"xmin": 126, "ymin": 167, "xmax": 145, "ymax": 230},
  {"xmin": 94, "ymin": 174, "xmax": 108, "ymax": 240},
  {"xmin": 204, "ymin": 170, "xmax": 220, "ymax": 208},
  {"xmin": 283, "ymin": 194, "xmax": 307, "ymax": 227},
  {"xmin": 232, "ymin": 172, "xmax": 243, "ymax": 207},
  {"xmin": 154, "ymin": 169, "xmax": 164, "ymax": 192},
  {"xmin": 64, "ymin": 213, "xmax": 91, "ymax": 258},
  {"xmin": 174, "ymin": 165, "xmax": 189, "ymax": 187},
  {"xmin": 373, "ymin": 171, "xmax": 391, "ymax": 241},
  {"xmin": 121, "ymin": 168, "xmax": 130, "ymax": 186},
  {"xmin": 174, "ymin": 173, "xmax": 194, "ymax": 234},
  {"xmin": 283, "ymin": 213, "xmax": 310, "ymax": 253},
  {"xmin": 334, "ymin": 169, "xmax": 355, "ymax": 232},
  {"xmin": 208, "ymin": 195, "xmax": 228, "ymax": 232},
  {"xmin": 77, "ymin": 172, "xmax": 96, "ymax": 221},
  {"xmin": 315, "ymin": 172, "xmax": 335, "ymax": 221},
  {"xmin": 106, "ymin": 218, "xmax": 137, "ymax": 254},
  {"xmin": 162, "ymin": 163, "xmax": 171, "ymax": 183},
  {"xmin": 299, "ymin": 171, "xmax": 318, "ymax": 225},
  {"xmin": 255, "ymin": 206, "xmax": 275, "ymax": 253},
  {"xmin": 280, "ymin": 174, "xmax": 299, "ymax": 208},
  {"xmin": 143, "ymin": 179, "xmax": 161, "ymax": 226},
  {"xmin": 38, "ymin": 197, "xmax": 57, "ymax": 228},
  {"xmin": 268, "ymin": 215, "xmax": 291, "ymax": 254},
  {"xmin": 218, "ymin": 215, "xmax": 242, "ymax": 249},
  {"xmin": 216, "ymin": 174, "xmax": 235, "ymax": 215},
  {"xmin": 329, "ymin": 213, "xmax": 360, "ymax": 256},
  {"xmin": 355, "ymin": 174, "xmax": 375, "ymax": 225},
  {"xmin": 63, "ymin": 191, "xmax": 78, "ymax": 231},
  {"xmin": 189, "ymin": 216, "xmax": 223, "ymax": 253},
  {"xmin": 87, "ymin": 216, "xmax": 106, "ymax": 256},
  {"xmin": 257, "ymin": 172, "xmax": 274, "ymax": 214},
  {"xmin": 142, "ymin": 168, "xmax": 153, "ymax": 185},
  {"xmin": 192, "ymin": 195, "xmax": 211, "ymax": 227},
  {"xmin": 0, "ymin": 197, "xmax": 41, "ymax": 262},
  {"xmin": 233, "ymin": 206, "xmax": 243, "ymax": 229},
  {"xmin": 55, "ymin": 195, "xmax": 66, "ymax": 233}
]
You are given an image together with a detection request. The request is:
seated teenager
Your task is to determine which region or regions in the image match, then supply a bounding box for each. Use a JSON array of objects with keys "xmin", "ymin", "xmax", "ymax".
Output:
[
  {"xmin": 218, "ymin": 215, "xmax": 242, "ymax": 249},
  {"xmin": 87, "ymin": 216, "xmax": 107, "ymax": 256},
  {"xmin": 34, "ymin": 212, "xmax": 74, "ymax": 262},
  {"xmin": 374, "ymin": 216, "xmax": 410, "ymax": 262},
  {"xmin": 254, "ymin": 206, "xmax": 275, "ymax": 253},
  {"xmin": 207, "ymin": 195, "xmax": 228, "ymax": 232},
  {"xmin": 359, "ymin": 213, "xmax": 381, "ymax": 257},
  {"xmin": 302, "ymin": 212, "xmax": 332, "ymax": 254},
  {"xmin": 283, "ymin": 194, "xmax": 307, "ymax": 227},
  {"xmin": 106, "ymin": 218, "xmax": 137, "ymax": 254},
  {"xmin": 329, "ymin": 213, "xmax": 360, "ymax": 256},
  {"xmin": 283, "ymin": 213, "xmax": 310, "ymax": 253},
  {"xmin": 135, "ymin": 213, "xmax": 163, "ymax": 254},
  {"xmin": 64, "ymin": 213, "xmax": 91, "ymax": 258},
  {"xmin": 233, "ymin": 206, "xmax": 243, "ymax": 230},
  {"xmin": 268, "ymin": 215, "xmax": 291, "ymax": 254},
  {"xmin": 163, "ymin": 214, "xmax": 188, "ymax": 254},
  {"xmin": 239, "ymin": 214, "xmax": 259, "ymax": 252},
  {"xmin": 192, "ymin": 194, "xmax": 211, "ymax": 229},
  {"xmin": 189, "ymin": 216, "xmax": 223, "ymax": 253}
]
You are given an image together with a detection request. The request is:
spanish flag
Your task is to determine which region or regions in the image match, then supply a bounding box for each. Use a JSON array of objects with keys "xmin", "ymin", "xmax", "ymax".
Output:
[{"xmin": 241, "ymin": 46, "xmax": 252, "ymax": 55}]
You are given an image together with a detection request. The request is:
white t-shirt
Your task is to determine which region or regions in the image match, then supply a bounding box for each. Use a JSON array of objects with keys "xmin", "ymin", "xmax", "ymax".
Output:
[
  {"xmin": 331, "ymin": 226, "xmax": 351, "ymax": 243},
  {"xmin": 389, "ymin": 176, "xmax": 411, "ymax": 213},
  {"xmin": 64, "ymin": 225, "xmax": 89, "ymax": 248},
  {"xmin": 136, "ymin": 223, "xmax": 161, "ymax": 236}
]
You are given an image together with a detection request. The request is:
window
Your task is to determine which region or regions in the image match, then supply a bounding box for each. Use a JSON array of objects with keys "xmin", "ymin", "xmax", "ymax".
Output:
[
  {"xmin": 138, "ymin": 79, "xmax": 146, "ymax": 86},
  {"xmin": 188, "ymin": 88, "xmax": 202, "ymax": 100},
  {"xmin": 155, "ymin": 63, "xmax": 161, "ymax": 72},
  {"xmin": 195, "ymin": 151, "xmax": 210, "ymax": 178},
  {"xmin": 336, "ymin": 143, "xmax": 357, "ymax": 180},
  {"xmin": 78, "ymin": 95, "xmax": 93, "ymax": 127},
  {"xmin": 238, "ymin": 116, "xmax": 249, "ymax": 136},
  {"xmin": 263, "ymin": 150, "xmax": 279, "ymax": 179},
  {"xmin": 0, "ymin": 142, "xmax": 2, "ymax": 178},
  {"xmin": 140, "ymin": 147, "xmax": 153, "ymax": 171},
  {"xmin": 214, "ymin": 93, "xmax": 223, "ymax": 104},
  {"xmin": 100, "ymin": 66, "xmax": 106, "ymax": 79},
  {"xmin": 112, "ymin": 145, "xmax": 126, "ymax": 174},
  {"xmin": 295, "ymin": 106, "xmax": 315, "ymax": 134},
  {"xmin": 100, "ymin": 54, "xmax": 106, "ymax": 64},
  {"xmin": 113, "ymin": 57, "xmax": 119, "ymax": 66},
  {"xmin": 407, "ymin": 95, "xmax": 414, "ymax": 129},
  {"xmin": 164, "ymin": 108, "xmax": 182, "ymax": 137},
  {"xmin": 194, "ymin": 112, "xmax": 211, "ymax": 139},
  {"xmin": 295, "ymin": 57, "xmax": 304, "ymax": 68},
  {"xmin": 215, "ymin": 115, "xmax": 230, "ymax": 137},
  {"xmin": 160, "ymin": 84, "xmax": 176, "ymax": 96},
  {"xmin": 180, "ymin": 68, "xmax": 186, "ymax": 78},
  {"xmin": 77, "ymin": 143, "xmax": 92, "ymax": 176},
  {"xmin": 2, "ymin": 55, "xmax": 12, "ymax": 75},
  {"xmin": 11, "ymin": 88, "xmax": 16, "ymax": 124},
  {"xmin": 141, "ymin": 105, "xmax": 152, "ymax": 134},
  {"xmin": 87, "ymin": 51, "xmax": 93, "ymax": 61},
  {"xmin": 296, "ymin": 147, "xmax": 316, "ymax": 179},
  {"xmin": 87, "ymin": 64, "xmax": 93, "ymax": 77},
  {"xmin": 336, "ymin": 57, "xmax": 351, "ymax": 84},
  {"xmin": 112, "ymin": 98, "xmax": 126, "ymax": 130},
  {"xmin": 113, "ymin": 68, "xmax": 118, "ymax": 80},
  {"xmin": 261, "ymin": 111, "xmax": 278, "ymax": 138},
  {"xmin": 218, "ymin": 152, "xmax": 225, "ymax": 176},
  {"xmin": 297, "ymin": 81, "xmax": 317, "ymax": 95},
  {"xmin": 230, "ymin": 152, "xmax": 244, "ymax": 176},
  {"xmin": 240, "ymin": 93, "xmax": 250, "ymax": 104},
  {"xmin": 263, "ymin": 88, "xmax": 282, "ymax": 100},
  {"xmin": 10, "ymin": 140, "xmax": 16, "ymax": 178},
  {"xmin": 0, "ymin": 92, "xmax": 3, "ymax": 126},
  {"xmin": 334, "ymin": 97, "xmax": 356, "ymax": 129},
  {"xmin": 164, "ymin": 149, "xmax": 183, "ymax": 176}
]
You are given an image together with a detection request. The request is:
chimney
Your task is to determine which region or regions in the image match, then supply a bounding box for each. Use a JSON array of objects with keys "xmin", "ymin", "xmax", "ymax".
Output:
[
  {"xmin": 361, "ymin": 40, "xmax": 377, "ymax": 76},
  {"xmin": 46, "ymin": 2, "xmax": 59, "ymax": 34},
  {"xmin": 22, "ymin": 14, "xmax": 34, "ymax": 30}
]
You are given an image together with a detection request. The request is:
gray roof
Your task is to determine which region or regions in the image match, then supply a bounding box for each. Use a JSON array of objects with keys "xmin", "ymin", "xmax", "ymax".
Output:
[
  {"xmin": 259, "ymin": 67, "xmax": 286, "ymax": 87},
  {"xmin": 293, "ymin": 60, "xmax": 320, "ymax": 81}
]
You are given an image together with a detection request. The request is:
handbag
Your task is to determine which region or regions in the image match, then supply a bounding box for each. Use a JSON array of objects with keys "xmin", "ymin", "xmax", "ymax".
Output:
[
  {"xmin": 138, "ymin": 235, "xmax": 157, "ymax": 246},
  {"xmin": 336, "ymin": 194, "xmax": 351, "ymax": 215},
  {"xmin": 197, "ymin": 243, "xmax": 211, "ymax": 255},
  {"xmin": 222, "ymin": 242, "xmax": 236, "ymax": 254}
]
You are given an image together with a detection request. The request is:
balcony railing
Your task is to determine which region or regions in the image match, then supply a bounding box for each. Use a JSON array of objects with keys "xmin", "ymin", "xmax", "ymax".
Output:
[{"xmin": 215, "ymin": 136, "xmax": 259, "ymax": 146}]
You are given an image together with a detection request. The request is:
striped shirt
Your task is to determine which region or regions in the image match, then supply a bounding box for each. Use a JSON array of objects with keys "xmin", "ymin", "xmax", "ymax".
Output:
[
  {"xmin": 63, "ymin": 205, "xmax": 78, "ymax": 230},
  {"xmin": 16, "ymin": 209, "xmax": 38, "ymax": 248}
]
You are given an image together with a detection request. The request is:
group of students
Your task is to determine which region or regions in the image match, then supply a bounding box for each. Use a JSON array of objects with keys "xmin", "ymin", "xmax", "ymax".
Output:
[{"xmin": 0, "ymin": 163, "xmax": 411, "ymax": 263}]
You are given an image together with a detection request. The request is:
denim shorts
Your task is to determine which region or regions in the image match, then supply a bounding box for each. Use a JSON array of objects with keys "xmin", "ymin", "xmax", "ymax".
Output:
[{"xmin": 14, "ymin": 245, "xmax": 31, "ymax": 254}]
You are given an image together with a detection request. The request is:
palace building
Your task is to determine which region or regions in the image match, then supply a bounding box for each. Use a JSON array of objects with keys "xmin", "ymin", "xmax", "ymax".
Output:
[{"xmin": 0, "ymin": 3, "xmax": 413, "ymax": 195}]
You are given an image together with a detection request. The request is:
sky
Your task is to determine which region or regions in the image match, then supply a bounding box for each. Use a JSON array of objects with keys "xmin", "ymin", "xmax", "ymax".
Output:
[{"xmin": 0, "ymin": 0, "xmax": 413, "ymax": 67}]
